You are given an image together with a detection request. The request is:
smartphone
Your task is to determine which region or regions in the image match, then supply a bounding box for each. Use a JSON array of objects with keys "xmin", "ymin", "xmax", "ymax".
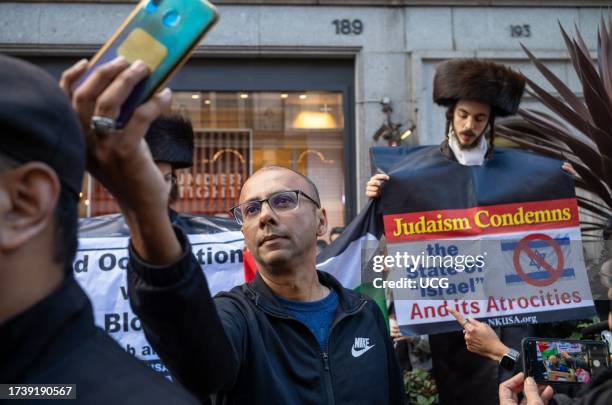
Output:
[
  {"xmin": 522, "ymin": 337, "xmax": 610, "ymax": 385},
  {"xmin": 75, "ymin": 0, "xmax": 219, "ymax": 127}
]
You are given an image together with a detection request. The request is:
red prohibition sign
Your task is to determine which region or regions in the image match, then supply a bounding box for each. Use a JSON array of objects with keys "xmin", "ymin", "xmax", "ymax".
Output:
[{"xmin": 512, "ymin": 233, "xmax": 564, "ymax": 287}]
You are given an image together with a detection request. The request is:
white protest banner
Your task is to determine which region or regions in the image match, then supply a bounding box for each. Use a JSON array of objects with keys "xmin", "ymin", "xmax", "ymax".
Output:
[
  {"xmin": 74, "ymin": 214, "xmax": 246, "ymax": 376},
  {"xmin": 385, "ymin": 200, "xmax": 594, "ymax": 335}
]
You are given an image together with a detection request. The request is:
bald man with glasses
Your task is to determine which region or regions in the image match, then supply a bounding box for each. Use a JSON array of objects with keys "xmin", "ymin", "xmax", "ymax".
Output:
[{"xmin": 127, "ymin": 164, "xmax": 405, "ymax": 404}]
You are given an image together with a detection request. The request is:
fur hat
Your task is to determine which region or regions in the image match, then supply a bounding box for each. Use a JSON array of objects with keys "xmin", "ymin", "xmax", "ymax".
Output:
[
  {"xmin": 433, "ymin": 59, "xmax": 525, "ymax": 116},
  {"xmin": 145, "ymin": 114, "xmax": 194, "ymax": 169}
]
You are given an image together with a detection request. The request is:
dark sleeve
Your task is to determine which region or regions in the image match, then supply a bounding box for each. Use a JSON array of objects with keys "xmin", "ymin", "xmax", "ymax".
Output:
[
  {"xmin": 127, "ymin": 225, "xmax": 241, "ymax": 401},
  {"xmin": 371, "ymin": 302, "xmax": 407, "ymax": 405},
  {"xmin": 569, "ymin": 367, "xmax": 612, "ymax": 405},
  {"xmin": 549, "ymin": 394, "xmax": 574, "ymax": 405}
]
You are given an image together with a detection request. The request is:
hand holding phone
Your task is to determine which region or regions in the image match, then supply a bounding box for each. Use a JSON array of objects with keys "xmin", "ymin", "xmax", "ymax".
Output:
[
  {"xmin": 61, "ymin": 55, "xmax": 184, "ymax": 265},
  {"xmin": 522, "ymin": 338, "xmax": 610, "ymax": 386},
  {"xmin": 499, "ymin": 373, "xmax": 554, "ymax": 405}
]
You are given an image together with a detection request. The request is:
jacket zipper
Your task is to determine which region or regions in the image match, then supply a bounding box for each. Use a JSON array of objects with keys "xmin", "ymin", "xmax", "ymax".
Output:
[
  {"xmin": 251, "ymin": 288, "xmax": 369, "ymax": 405},
  {"xmin": 319, "ymin": 300, "xmax": 367, "ymax": 405},
  {"xmin": 321, "ymin": 351, "xmax": 335, "ymax": 405}
]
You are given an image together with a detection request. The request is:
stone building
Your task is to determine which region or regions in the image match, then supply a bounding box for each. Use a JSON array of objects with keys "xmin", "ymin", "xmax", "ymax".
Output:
[{"xmin": 0, "ymin": 0, "xmax": 603, "ymax": 234}]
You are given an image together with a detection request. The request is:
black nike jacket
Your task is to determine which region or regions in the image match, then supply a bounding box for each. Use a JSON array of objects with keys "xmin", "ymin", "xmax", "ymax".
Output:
[{"xmin": 128, "ymin": 227, "xmax": 405, "ymax": 405}]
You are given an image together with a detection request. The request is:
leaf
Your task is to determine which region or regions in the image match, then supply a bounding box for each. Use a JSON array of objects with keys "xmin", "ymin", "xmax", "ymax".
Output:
[
  {"xmin": 523, "ymin": 78, "xmax": 593, "ymax": 136},
  {"xmin": 601, "ymin": 155, "xmax": 612, "ymax": 190},
  {"xmin": 584, "ymin": 124, "xmax": 612, "ymax": 158},
  {"xmin": 512, "ymin": 20, "xmax": 612, "ymax": 213},
  {"xmin": 496, "ymin": 120, "xmax": 574, "ymax": 152},
  {"xmin": 500, "ymin": 136, "xmax": 565, "ymax": 160},
  {"xmin": 417, "ymin": 395, "xmax": 429, "ymax": 405},
  {"xmin": 577, "ymin": 199, "xmax": 612, "ymax": 220},
  {"xmin": 597, "ymin": 16, "xmax": 612, "ymax": 104},
  {"xmin": 573, "ymin": 39, "xmax": 612, "ymax": 136},
  {"xmin": 521, "ymin": 43, "xmax": 592, "ymax": 122},
  {"xmin": 571, "ymin": 164, "xmax": 612, "ymax": 207},
  {"xmin": 574, "ymin": 22, "xmax": 597, "ymax": 71},
  {"xmin": 579, "ymin": 220, "xmax": 608, "ymax": 227},
  {"xmin": 521, "ymin": 108, "xmax": 602, "ymax": 164},
  {"xmin": 519, "ymin": 110, "xmax": 605, "ymax": 179},
  {"xmin": 500, "ymin": 133, "xmax": 573, "ymax": 157},
  {"xmin": 577, "ymin": 195, "xmax": 612, "ymax": 212},
  {"xmin": 496, "ymin": 123, "xmax": 612, "ymax": 202},
  {"xmin": 535, "ymin": 106, "xmax": 612, "ymax": 165},
  {"xmin": 573, "ymin": 180, "xmax": 604, "ymax": 200},
  {"xmin": 559, "ymin": 22, "xmax": 583, "ymax": 79}
]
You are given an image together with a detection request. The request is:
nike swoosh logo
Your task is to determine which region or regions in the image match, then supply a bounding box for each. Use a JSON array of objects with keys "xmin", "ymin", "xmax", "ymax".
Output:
[{"xmin": 351, "ymin": 344, "xmax": 375, "ymax": 358}]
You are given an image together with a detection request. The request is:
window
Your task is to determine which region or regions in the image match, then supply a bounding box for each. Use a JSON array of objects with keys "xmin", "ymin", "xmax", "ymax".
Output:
[{"xmin": 83, "ymin": 90, "xmax": 347, "ymax": 239}]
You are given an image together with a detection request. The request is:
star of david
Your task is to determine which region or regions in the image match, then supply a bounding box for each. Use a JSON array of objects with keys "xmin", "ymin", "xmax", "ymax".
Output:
[{"xmin": 528, "ymin": 250, "xmax": 547, "ymax": 270}]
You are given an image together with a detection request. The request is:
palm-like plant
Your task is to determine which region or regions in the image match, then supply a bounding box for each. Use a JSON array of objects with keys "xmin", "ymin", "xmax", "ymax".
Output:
[{"xmin": 497, "ymin": 16, "xmax": 612, "ymax": 239}]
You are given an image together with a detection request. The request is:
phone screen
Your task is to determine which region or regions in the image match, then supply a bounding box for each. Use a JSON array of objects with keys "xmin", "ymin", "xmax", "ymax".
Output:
[{"xmin": 523, "ymin": 339, "xmax": 610, "ymax": 384}]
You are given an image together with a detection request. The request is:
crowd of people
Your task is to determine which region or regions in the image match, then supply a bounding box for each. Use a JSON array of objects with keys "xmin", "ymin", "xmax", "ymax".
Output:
[{"xmin": 0, "ymin": 51, "xmax": 611, "ymax": 405}]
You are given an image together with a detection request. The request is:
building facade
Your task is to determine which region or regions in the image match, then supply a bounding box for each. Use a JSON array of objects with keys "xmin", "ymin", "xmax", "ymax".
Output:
[{"xmin": 0, "ymin": 0, "xmax": 602, "ymax": 236}]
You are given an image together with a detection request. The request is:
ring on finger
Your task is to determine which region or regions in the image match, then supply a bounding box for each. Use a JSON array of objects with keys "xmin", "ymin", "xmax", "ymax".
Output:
[{"xmin": 90, "ymin": 115, "xmax": 118, "ymax": 137}]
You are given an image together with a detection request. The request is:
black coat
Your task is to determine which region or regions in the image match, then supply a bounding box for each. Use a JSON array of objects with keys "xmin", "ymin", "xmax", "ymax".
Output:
[
  {"xmin": 551, "ymin": 366, "xmax": 612, "ymax": 405},
  {"xmin": 429, "ymin": 324, "xmax": 535, "ymax": 405},
  {"xmin": 0, "ymin": 275, "xmax": 199, "ymax": 405},
  {"xmin": 128, "ymin": 226, "xmax": 406, "ymax": 405}
]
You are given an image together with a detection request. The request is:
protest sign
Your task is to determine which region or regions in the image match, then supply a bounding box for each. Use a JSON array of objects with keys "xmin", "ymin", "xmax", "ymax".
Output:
[
  {"xmin": 74, "ymin": 213, "xmax": 247, "ymax": 376},
  {"xmin": 375, "ymin": 146, "xmax": 595, "ymax": 335}
]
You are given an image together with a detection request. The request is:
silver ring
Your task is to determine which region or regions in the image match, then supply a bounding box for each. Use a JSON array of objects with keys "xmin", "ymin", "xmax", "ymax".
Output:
[
  {"xmin": 461, "ymin": 318, "xmax": 470, "ymax": 328},
  {"xmin": 90, "ymin": 116, "xmax": 117, "ymax": 137}
]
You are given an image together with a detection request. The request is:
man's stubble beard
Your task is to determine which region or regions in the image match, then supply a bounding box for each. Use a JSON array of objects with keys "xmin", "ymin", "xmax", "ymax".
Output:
[
  {"xmin": 256, "ymin": 238, "xmax": 316, "ymax": 276},
  {"xmin": 453, "ymin": 125, "xmax": 487, "ymax": 151}
]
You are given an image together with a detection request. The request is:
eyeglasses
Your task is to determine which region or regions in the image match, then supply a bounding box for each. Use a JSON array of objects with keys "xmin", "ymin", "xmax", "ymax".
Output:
[{"xmin": 229, "ymin": 190, "xmax": 320, "ymax": 225}]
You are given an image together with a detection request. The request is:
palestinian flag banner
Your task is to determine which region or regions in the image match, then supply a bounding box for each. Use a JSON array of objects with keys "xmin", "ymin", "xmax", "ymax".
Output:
[
  {"xmin": 316, "ymin": 199, "xmax": 388, "ymax": 319},
  {"xmin": 537, "ymin": 341, "xmax": 559, "ymax": 359},
  {"xmin": 73, "ymin": 213, "xmax": 250, "ymax": 376},
  {"xmin": 320, "ymin": 145, "xmax": 595, "ymax": 336}
]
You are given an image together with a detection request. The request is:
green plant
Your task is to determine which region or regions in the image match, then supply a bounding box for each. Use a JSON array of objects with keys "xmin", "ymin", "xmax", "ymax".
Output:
[
  {"xmin": 404, "ymin": 368, "xmax": 438, "ymax": 405},
  {"xmin": 568, "ymin": 316, "xmax": 602, "ymax": 340},
  {"xmin": 496, "ymin": 17, "xmax": 612, "ymax": 238},
  {"xmin": 534, "ymin": 317, "xmax": 600, "ymax": 341}
]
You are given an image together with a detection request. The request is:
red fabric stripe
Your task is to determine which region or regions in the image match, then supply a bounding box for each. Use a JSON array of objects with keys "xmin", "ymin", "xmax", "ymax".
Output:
[{"xmin": 242, "ymin": 248, "xmax": 257, "ymax": 282}]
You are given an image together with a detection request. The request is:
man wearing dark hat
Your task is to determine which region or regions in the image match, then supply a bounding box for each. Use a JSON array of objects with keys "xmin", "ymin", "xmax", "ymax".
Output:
[
  {"xmin": 145, "ymin": 114, "xmax": 194, "ymax": 208},
  {"xmin": 431, "ymin": 59, "xmax": 525, "ymax": 164},
  {"xmin": 0, "ymin": 54, "xmax": 198, "ymax": 404},
  {"xmin": 366, "ymin": 59, "xmax": 551, "ymax": 404}
]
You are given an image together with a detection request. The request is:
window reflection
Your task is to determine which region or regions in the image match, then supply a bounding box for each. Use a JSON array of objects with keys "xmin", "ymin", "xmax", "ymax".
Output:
[{"xmin": 82, "ymin": 91, "xmax": 346, "ymax": 239}]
